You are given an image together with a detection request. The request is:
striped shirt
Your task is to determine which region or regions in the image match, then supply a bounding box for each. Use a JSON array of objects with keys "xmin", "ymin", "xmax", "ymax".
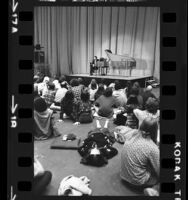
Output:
[{"xmin": 120, "ymin": 130, "xmax": 159, "ymax": 186}]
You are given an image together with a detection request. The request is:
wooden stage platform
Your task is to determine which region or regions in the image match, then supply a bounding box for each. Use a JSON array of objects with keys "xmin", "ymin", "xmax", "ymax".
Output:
[{"xmin": 66, "ymin": 74, "xmax": 152, "ymax": 88}]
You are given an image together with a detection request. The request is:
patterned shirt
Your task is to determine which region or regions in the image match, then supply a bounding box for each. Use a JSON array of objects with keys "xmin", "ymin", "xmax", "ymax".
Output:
[
  {"xmin": 120, "ymin": 130, "xmax": 159, "ymax": 186},
  {"xmin": 71, "ymin": 86, "xmax": 82, "ymax": 101}
]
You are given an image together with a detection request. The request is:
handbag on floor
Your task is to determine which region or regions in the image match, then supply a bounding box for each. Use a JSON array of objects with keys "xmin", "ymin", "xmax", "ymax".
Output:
[{"xmin": 80, "ymin": 143, "xmax": 108, "ymax": 167}]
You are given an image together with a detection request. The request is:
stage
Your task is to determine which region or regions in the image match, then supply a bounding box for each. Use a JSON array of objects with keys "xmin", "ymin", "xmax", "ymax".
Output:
[{"xmin": 66, "ymin": 74, "xmax": 152, "ymax": 88}]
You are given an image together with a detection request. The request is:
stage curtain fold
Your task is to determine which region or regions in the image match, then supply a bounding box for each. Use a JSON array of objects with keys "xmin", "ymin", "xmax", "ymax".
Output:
[{"xmin": 34, "ymin": 7, "xmax": 160, "ymax": 80}]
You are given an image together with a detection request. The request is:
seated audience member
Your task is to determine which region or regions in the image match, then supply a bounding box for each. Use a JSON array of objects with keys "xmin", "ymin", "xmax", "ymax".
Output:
[
  {"xmin": 124, "ymin": 80, "xmax": 132, "ymax": 99},
  {"xmin": 142, "ymin": 86, "xmax": 157, "ymax": 108},
  {"xmin": 70, "ymin": 78, "xmax": 82, "ymax": 100},
  {"xmin": 108, "ymin": 82, "xmax": 115, "ymax": 91},
  {"xmin": 94, "ymin": 84, "xmax": 105, "ymax": 101},
  {"xmin": 74, "ymin": 89, "xmax": 93, "ymax": 124},
  {"xmin": 38, "ymin": 76, "xmax": 50, "ymax": 96},
  {"xmin": 133, "ymin": 97, "xmax": 160, "ymax": 128},
  {"xmin": 34, "ymin": 97, "xmax": 59, "ymax": 140},
  {"xmin": 42, "ymin": 82, "xmax": 56, "ymax": 107},
  {"xmin": 100, "ymin": 78, "xmax": 107, "ymax": 90},
  {"xmin": 54, "ymin": 82, "xmax": 68, "ymax": 106},
  {"xmin": 113, "ymin": 80, "xmax": 127, "ymax": 108},
  {"xmin": 53, "ymin": 79, "xmax": 61, "ymax": 91},
  {"xmin": 60, "ymin": 90, "xmax": 76, "ymax": 121},
  {"xmin": 130, "ymin": 86, "xmax": 143, "ymax": 109},
  {"xmin": 89, "ymin": 79, "xmax": 98, "ymax": 103},
  {"xmin": 33, "ymin": 157, "xmax": 52, "ymax": 195},
  {"xmin": 95, "ymin": 87, "xmax": 117, "ymax": 118},
  {"xmin": 78, "ymin": 77, "xmax": 85, "ymax": 91},
  {"xmin": 120, "ymin": 118, "xmax": 159, "ymax": 196},
  {"xmin": 124, "ymin": 95, "xmax": 139, "ymax": 129},
  {"xmin": 88, "ymin": 79, "xmax": 98, "ymax": 89}
]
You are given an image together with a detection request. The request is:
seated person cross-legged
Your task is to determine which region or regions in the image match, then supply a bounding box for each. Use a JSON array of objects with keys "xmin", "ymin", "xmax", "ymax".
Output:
[
  {"xmin": 34, "ymin": 97, "xmax": 60, "ymax": 140},
  {"xmin": 133, "ymin": 97, "xmax": 160, "ymax": 128},
  {"xmin": 60, "ymin": 90, "xmax": 77, "ymax": 121},
  {"xmin": 120, "ymin": 118, "xmax": 159, "ymax": 196},
  {"xmin": 74, "ymin": 89, "xmax": 93, "ymax": 124},
  {"xmin": 94, "ymin": 87, "xmax": 117, "ymax": 118}
]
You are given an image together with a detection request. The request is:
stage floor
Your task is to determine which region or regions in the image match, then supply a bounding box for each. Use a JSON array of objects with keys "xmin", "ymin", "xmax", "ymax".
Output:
[
  {"xmin": 66, "ymin": 74, "xmax": 152, "ymax": 88},
  {"xmin": 67, "ymin": 74, "xmax": 152, "ymax": 81}
]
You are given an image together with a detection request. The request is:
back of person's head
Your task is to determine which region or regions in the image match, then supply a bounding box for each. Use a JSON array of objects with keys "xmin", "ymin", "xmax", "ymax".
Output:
[
  {"xmin": 145, "ymin": 97, "xmax": 159, "ymax": 114},
  {"xmin": 64, "ymin": 90, "xmax": 74, "ymax": 102},
  {"xmin": 97, "ymin": 84, "xmax": 105, "ymax": 92},
  {"xmin": 91, "ymin": 82, "xmax": 97, "ymax": 90},
  {"xmin": 91, "ymin": 79, "xmax": 97, "ymax": 84},
  {"xmin": 127, "ymin": 95, "xmax": 139, "ymax": 105},
  {"xmin": 78, "ymin": 77, "xmax": 84, "ymax": 85},
  {"xmin": 140, "ymin": 118, "xmax": 158, "ymax": 143},
  {"xmin": 133, "ymin": 81, "xmax": 140, "ymax": 89},
  {"xmin": 104, "ymin": 87, "xmax": 113, "ymax": 97},
  {"xmin": 130, "ymin": 86, "xmax": 139, "ymax": 96},
  {"xmin": 114, "ymin": 80, "xmax": 121, "ymax": 90},
  {"xmin": 59, "ymin": 75, "xmax": 66, "ymax": 83},
  {"xmin": 81, "ymin": 90, "xmax": 90, "ymax": 102},
  {"xmin": 34, "ymin": 97, "xmax": 47, "ymax": 112},
  {"xmin": 70, "ymin": 78, "xmax": 79, "ymax": 87},
  {"xmin": 48, "ymin": 82, "xmax": 55, "ymax": 90}
]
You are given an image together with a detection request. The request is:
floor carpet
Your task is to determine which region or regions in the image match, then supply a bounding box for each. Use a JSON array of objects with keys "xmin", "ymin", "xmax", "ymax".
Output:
[
  {"xmin": 35, "ymin": 117, "xmax": 144, "ymax": 196},
  {"xmin": 34, "ymin": 87, "xmax": 159, "ymax": 196}
]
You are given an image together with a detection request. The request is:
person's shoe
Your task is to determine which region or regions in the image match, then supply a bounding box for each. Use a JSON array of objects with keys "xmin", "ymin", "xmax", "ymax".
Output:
[{"xmin": 144, "ymin": 187, "xmax": 159, "ymax": 196}]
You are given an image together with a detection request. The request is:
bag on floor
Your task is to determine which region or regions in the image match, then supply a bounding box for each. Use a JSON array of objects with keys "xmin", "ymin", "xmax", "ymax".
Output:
[
  {"xmin": 80, "ymin": 143, "xmax": 108, "ymax": 167},
  {"xmin": 78, "ymin": 132, "xmax": 111, "ymax": 157}
]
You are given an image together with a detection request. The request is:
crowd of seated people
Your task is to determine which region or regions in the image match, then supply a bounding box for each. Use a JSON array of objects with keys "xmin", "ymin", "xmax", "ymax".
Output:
[{"xmin": 33, "ymin": 74, "xmax": 160, "ymax": 196}]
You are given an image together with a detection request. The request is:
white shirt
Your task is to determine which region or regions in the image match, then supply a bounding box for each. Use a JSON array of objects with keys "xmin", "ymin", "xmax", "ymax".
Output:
[
  {"xmin": 133, "ymin": 109, "xmax": 160, "ymax": 127},
  {"xmin": 113, "ymin": 89, "xmax": 127, "ymax": 107},
  {"xmin": 54, "ymin": 88, "xmax": 68, "ymax": 103}
]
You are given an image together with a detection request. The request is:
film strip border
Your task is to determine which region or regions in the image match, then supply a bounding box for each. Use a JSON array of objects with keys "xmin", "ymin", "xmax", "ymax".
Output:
[{"xmin": 8, "ymin": 0, "xmax": 186, "ymax": 199}]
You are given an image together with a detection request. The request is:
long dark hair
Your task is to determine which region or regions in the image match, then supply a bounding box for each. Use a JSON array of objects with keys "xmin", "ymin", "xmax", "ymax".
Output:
[
  {"xmin": 126, "ymin": 95, "xmax": 139, "ymax": 113},
  {"xmin": 62, "ymin": 90, "xmax": 74, "ymax": 106}
]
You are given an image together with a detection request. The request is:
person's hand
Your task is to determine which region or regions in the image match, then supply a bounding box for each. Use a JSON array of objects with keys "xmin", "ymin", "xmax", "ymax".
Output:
[{"xmin": 73, "ymin": 122, "xmax": 80, "ymax": 126}]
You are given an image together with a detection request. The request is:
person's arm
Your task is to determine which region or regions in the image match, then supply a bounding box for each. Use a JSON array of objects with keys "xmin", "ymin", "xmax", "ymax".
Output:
[
  {"xmin": 133, "ymin": 108, "xmax": 144, "ymax": 120},
  {"xmin": 148, "ymin": 144, "xmax": 160, "ymax": 177}
]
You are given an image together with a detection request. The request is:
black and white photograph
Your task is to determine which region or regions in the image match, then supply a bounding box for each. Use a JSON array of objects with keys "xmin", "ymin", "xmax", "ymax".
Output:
[{"xmin": 33, "ymin": 6, "xmax": 160, "ymax": 196}]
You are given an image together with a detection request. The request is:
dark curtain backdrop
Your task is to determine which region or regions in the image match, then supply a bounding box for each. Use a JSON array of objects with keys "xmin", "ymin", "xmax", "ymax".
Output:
[{"xmin": 34, "ymin": 7, "xmax": 160, "ymax": 79}]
